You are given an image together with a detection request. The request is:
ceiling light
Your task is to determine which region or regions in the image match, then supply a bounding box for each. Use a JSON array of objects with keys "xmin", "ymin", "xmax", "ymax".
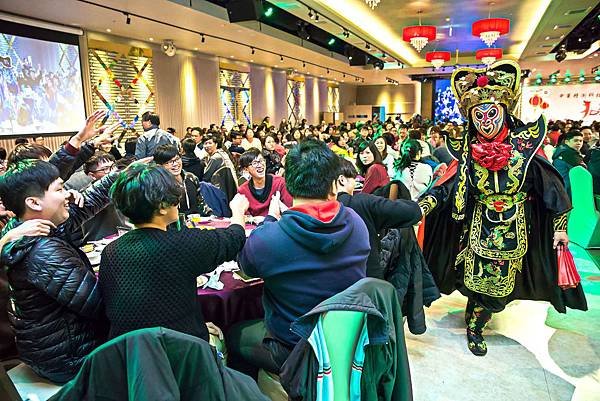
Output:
[
  {"xmin": 365, "ymin": 43, "xmax": 371, "ymax": 50},
  {"xmin": 315, "ymin": 13, "xmax": 319, "ymax": 22},
  {"xmin": 230, "ymin": 55, "xmax": 234, "ymax": 58},
  {"xmin": 250, "ymin": 59, "xmax": 254, "ymax": 62},
  {"xmin": 251, "ymin": 47, "xmax": 255, "ymax": 54},
  {"xmin": 106, "ymin": 28, "xmax": 111, "ymax": 33},
  {"xmin": 149, "ymin": 37, "xmax": 154, "ymax": 41},
  {"xmin": 327, "ymin": 68, "xmax": 330, "ymax": 74},
  {"xmin": 303, "ymin": 62, "xmax": 306, "ymax": 67},
  {"xmin": 555, "ymin": 45, "xmax": 567, "ymax": 62},
  {"xmin": 445, "ymin": 17, "xmax": 451, "ymax": 22},
  {"xmin": 308, "ymin": 9, "xmax": 314, "ymax": 19},
  {"xmin": 328, "ymin": 38, "xmax": 335, "ymax": 46},
  {"xmin": 124, "ymin": 12, "xmax": 131, "ymax": 25},
  {"xmin": 264, "ymin": 7, "xmax": 274, "ymax": 17},
  {"xmin": 348, "ymin": 56, "xmax": 353, "ymax": 60},
  {"xmin": 194, "ymin": 47, "xmax": 198, "ymax": 50},
  {"xmin": 545, "ymin": 36, "xmax": 550, "ymax": 40},
  {"xmin": 280, "ymin": 55, "xmax": 284, "ymax": 61}
]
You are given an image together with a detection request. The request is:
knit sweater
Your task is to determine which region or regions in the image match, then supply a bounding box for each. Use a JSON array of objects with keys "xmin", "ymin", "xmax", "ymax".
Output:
[
  {"xmin": 237, "ymin": 175, "xmax": 293, "ymax": 216},
  {"xmin": 99, "ymin": 225, "xmax": 246, "ymax": 341}
]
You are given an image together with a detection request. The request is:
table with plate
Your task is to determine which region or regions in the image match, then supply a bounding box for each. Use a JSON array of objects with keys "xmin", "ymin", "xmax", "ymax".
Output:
[
  {"xmin": 81, "ymin": 215, "xmax": 266, "ymax": 333},
  {"xmin": 192, "ymin": 216, "xmax": 265, "ymax": 331}
]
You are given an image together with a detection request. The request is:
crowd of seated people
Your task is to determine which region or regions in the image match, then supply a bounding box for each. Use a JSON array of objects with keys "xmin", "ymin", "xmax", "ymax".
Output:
[{"xmin": 0, "ymin": 109, "xmax": 597, "ymax": 399}]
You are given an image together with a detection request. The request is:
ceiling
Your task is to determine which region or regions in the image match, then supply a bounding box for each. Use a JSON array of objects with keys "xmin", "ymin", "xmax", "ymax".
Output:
[{"xmin": 0, "ymin": 0, "xmax": 598, "ymax": 85}]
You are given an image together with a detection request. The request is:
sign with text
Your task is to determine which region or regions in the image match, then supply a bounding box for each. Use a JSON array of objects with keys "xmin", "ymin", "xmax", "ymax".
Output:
[{"xmin": 520, "ymin": 84, "xmax": 600, "ymax": 125}]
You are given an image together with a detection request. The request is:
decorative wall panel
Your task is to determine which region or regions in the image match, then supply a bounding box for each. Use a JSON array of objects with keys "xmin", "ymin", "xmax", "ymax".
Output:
[
  {"xmin": 327, "ymin": 86, "xmax": 340, "ymax": 112},
  {"xmin": 287, "ymin": 79, "xmax": 305, "ymax": 126},
  {"xmin": 219, "ymin": 69, "xmax": 251, "ymax": 130},
  {"xmin": 88, "ymin": 48, "xmax": 155, "ymax": 135}
]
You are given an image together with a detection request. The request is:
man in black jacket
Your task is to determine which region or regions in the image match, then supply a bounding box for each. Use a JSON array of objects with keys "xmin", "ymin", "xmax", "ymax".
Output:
[
  {"xmin": 0, "ymin": 159, "xmax": 118, "ymax": 383},
  {"xmin": 336, "ymin": 158, "xmax": 422, "ymax": 278}
]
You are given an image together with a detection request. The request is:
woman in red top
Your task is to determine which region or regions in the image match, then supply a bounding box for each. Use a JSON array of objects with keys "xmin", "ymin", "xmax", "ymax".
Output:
[
  {"xmin": 237, "ymin": 148, "xmax": 293, "ymax": 216},
  {"xmin": 356, "ymin": 141, "xmax": 389, "ymax": 194}
]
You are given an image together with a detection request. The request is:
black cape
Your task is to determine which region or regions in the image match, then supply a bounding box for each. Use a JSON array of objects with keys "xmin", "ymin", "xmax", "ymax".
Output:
[{"xmin": 422, "ymin": 156, "xmax": 588, "ymax": 313}]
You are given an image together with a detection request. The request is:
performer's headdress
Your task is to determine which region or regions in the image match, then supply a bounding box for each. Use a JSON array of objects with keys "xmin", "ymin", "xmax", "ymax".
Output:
[
  {"xmin": 450, "ymin": 60, "xmax": 521, "ymax": 118},
  {"xmin": 447, "ymin": 60, "xmax": 522, "ymax": 222}
]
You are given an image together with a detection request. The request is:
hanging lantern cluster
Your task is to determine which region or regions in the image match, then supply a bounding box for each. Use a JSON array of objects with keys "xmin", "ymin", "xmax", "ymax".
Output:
[
  {"xmin": 472, "ymin": 18, "xmax": 510, "ymax": 47},
  {"xmin": 475, "ymin": 48, "xmax": 503, "ymax": 66},
  {"xmin": 402, "ymin": 11, "xmax": 437, "ymax": 53},
  {"xmin": 425, "ymin": 51, "xmax": 451, "ymax": 69}
]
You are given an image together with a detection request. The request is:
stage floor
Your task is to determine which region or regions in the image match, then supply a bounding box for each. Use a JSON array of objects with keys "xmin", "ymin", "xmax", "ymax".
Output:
[{"xmin": 406, "ymin": 244, "xmax": 600, "ymax": 401}]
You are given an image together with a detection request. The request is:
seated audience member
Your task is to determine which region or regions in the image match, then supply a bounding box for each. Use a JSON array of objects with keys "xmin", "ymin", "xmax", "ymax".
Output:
[
  {"xmin": 115, "ymin": 137, "xmax": 138, "ymax": 169},
  {"xmin": 393, "ymin": 139, "xmax": 433, "ymax": 201},
  {"xmin": 0, "ymin": 147, "xmax": 6, "ymax": 176},
  {"xmin": 202, "ymin": 133, "xmax": 238, "ymax": 201},
  {"xmin": 433, "ymin": 131, "xmax": 454, "ymax": 165},
  {"xmin": 553, "ymin": 130, "xmax": 586, "ymax": 197},
  {"xmin": 229, "ymin": 131, "xmax": 246, "ymax": 155},
  {"xmin": 0, "ymin": 159, "xmax": 116, "ymax": 383},
  {"xmin": 262, "ymin": 135, "xmax": 284, "ymax": 175},
  {"xmin": 14, "ymin": 137, "xmax": 29, "ymax": 145},
  {"xmin": 330, "ymin": 135, "xmax": 353, "ymax": 160},
  {"xmin": 154, "ymin": 145, "xmax": 210, "ymax": 216},
  {"xmin": 336, "ymin": 158, "xmax": 422, "ymax": 278},
  {"xmin": 374, "ymin": 134, "xmax": 397, "ymax": 177},
  {"xmin": 181, "ymin": 138, "xmax": 205, "ymax": 180},
  {"xmin": 80, "ymin": 152, "xmax": 128, "ymax": 242},
  {"xmin": 237, "ymin": 149, "xmax": 292, "ymax": 217},
  {"xmin": 99, "ymin": 140, "xmax": 122, "ymax": 160},
  {"xmin": 241, "ymin": 127, "xmax": 262, "ymax": 151},
  {"xmin": 228, "ymin": 139, "xmax": 370, "ymax": 375},
  {"xmin": 356, "ymin": 141, "xmax": 390, "ymax": 194},
  {"xmin": 588, "ymin": 145, "xmax": 600, "ymax": 195},
  {"xmin": 99, "ymin": 164, "xmax": 248, "ymax": 341}
]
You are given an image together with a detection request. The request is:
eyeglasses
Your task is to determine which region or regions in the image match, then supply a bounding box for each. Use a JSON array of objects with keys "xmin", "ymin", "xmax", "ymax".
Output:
[
  {"xmin": 91, "ymin": 163, "xmax": 115, "ymax": 174},
  {"xmin": 166, "ymin": 156, "xmax": 182, "ymax": 166},
  {"xmin": 250, "ymin": 158, "xmax": 265, "ymax": 167}
]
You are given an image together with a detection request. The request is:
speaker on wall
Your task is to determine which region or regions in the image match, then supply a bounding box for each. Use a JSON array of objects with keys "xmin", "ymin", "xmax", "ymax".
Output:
[{"xmin": 226, "ymin": 0, "xmax": 263, "ymax": 23}]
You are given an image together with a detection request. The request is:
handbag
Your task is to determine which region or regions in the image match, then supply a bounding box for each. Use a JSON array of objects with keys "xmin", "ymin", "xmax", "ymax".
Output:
[{"xmin": 557, "ymin": 245, "xmax": 581, "ymax": 289}]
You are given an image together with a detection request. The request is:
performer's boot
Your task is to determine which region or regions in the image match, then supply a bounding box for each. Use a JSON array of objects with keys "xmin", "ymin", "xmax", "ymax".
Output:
[
  {"xmin": 464, "ymin": 299, "xmax": 476, "ymax": 325},
  {"xmin": 466, "ymin": 306, "xmax": 492, "ymax": 356}
]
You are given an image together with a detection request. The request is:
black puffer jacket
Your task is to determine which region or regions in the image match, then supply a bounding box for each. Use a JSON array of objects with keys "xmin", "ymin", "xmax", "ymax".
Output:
[
  {"xmin": 49, "ymin": 142, "xmax": 96, "ymax": 182},
  {"xmin": 0, "ymin": 173, "xmax": 116, "ymax": 383}
]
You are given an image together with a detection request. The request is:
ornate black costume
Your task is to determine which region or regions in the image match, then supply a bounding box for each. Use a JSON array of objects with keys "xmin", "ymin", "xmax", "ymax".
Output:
[{"xmin": 419, "ymin": 61, "xmax": 587, "ymax": 355}]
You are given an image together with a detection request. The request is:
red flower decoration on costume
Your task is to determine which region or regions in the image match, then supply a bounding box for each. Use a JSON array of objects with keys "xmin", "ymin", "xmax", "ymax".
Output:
[
  {"xmin": 471, "ymin": 142, "xmax": 512, "ymax": 171},
  {"xmin": 477, "ymin": 75, "xmax": 489, "ymax": 87},
  {"xmin": 492, "ymin": 200, "xmax": 506, "ymax": 212}
]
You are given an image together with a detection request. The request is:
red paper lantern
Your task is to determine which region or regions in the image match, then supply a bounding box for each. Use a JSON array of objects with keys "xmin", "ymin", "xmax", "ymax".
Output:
[
  {"xmin": 425, "ymin": 51, "xmax": 451, "ymax": 68},
  {"xmin": 475, "ymin": 48, "xmax": 503, "ymax": 65},
  {"xmin": 402, "ymin": 25, "xmax": 437, "ymax": 52},
  {"xmin": 472, "ymin": 18, "xmax": 510, "ymax": 47}
]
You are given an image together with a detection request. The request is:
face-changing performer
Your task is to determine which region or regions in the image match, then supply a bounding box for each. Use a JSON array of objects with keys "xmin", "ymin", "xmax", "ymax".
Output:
[{"xmin": 417, "ymin": 60, "xmax": 588, "ymax": 356}]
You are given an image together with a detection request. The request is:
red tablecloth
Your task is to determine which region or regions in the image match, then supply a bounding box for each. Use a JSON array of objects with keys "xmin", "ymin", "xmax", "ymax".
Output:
[{"xmin": 197, "ymin": 271, "xmax": 264, "ymax": 332}]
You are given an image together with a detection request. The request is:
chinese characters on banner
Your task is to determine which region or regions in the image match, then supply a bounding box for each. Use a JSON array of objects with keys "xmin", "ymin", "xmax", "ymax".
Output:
[{"xmin": 520, "ymin": 84, "xmax": 600, "ymax": 125}]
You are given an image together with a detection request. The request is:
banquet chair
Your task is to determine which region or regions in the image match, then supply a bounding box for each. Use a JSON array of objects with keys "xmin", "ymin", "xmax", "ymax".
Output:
[
  {"xmin": 257, "ymin": 311, "xmax": 366, "ymax": 401},
  {"xmin": 0, "ymin": 361, "xmax": 62, "ymax": 401},
  {"xmin": 568, "ymin": 166, "xmax": 600, "ymax": 248}
]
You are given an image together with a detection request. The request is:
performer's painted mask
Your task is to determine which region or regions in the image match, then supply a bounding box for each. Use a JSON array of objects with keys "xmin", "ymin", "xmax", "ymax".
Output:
[{"xmin": 471, "ymin": 103, "xmax": 505, "ymax": 141}]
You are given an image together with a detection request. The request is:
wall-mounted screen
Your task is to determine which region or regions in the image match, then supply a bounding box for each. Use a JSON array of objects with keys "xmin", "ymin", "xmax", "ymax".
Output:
[
  {"xmin": 434, "ymin": 78, "xmax": 463, "ymax": 124},
  {"xmin": 0, "ymin": 22, "xmax": 85, "ymax": 136}
]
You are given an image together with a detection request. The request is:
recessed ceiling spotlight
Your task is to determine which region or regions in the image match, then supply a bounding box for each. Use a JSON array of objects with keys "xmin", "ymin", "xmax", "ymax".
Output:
[
  {"xmin": 544, "ymin": 36, "xmax": 550, "ymax": 40},
  {"xmin": 230, "ymin": 55, "xmax": 234, "ymax": 58},
  {"xmin": 149, "ymin": 37, "xmax": 154, "ymax": 41},
  {"xmin": 445, "ymin": 17, "xmax": 450, "ymax": 22},
  {"xmin": 250, "ymin": 59, "xmax": 254, "ymax": 62},
  {"xmin": 106, "ymin": 28, "xmax": 111, "ymax": 33},
  {"xmin": 194, "ymin": 47, "xmax": 198, "ymax": 50}
]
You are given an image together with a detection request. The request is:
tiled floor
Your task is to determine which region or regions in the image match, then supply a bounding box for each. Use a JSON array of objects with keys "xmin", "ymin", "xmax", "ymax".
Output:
[{"xmin": 406, "ymin": 244, "xmax": 600, "ymax": 401}]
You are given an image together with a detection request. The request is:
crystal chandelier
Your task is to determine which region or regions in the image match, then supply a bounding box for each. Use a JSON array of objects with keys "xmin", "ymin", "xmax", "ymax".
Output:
[
  {"xmin": 365, "ymin": 0, "xmax": 381, "ymax": 9},
  {"xmin": 402, "ymin": 11, "xmax": 436, "ymax": 53}
]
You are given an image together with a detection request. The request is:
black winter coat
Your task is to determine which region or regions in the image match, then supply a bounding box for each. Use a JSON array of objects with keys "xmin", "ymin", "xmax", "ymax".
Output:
[
  {"xmin": 49, "ymin": 142, "xmax": 96, "ymax": 182},
  {"xmin": 0, "ymin": 173, "xmax": 116, "ymax": 383},
  {"xmin": 380, "ymin": 228, "xmax": 440, "ymax": 335}
]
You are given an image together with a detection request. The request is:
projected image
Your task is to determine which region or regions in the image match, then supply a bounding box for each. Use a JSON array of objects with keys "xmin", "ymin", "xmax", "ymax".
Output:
[
  {"xmin": 0, "ymin": 34, "xmax": 85, "ymax": 135},
  {"xmin": 434, "ymin": 79, "xmax": 463, "ymax": 124}
]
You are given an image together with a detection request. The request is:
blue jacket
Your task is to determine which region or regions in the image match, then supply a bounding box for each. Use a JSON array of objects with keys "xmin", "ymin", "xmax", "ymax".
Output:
[{"xmin": 238, "ymin": 202, "xmax": 370, "ymax": 345}]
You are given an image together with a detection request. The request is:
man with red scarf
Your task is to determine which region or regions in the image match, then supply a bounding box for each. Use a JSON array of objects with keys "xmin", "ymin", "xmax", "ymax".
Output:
[{"xmin": 418, "ymin": 61, "xmax": 587, "ymax": 356}]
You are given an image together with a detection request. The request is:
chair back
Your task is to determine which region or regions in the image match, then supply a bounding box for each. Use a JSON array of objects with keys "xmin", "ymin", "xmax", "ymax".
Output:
[
  {"xmin": 568, "ymin": 166, "xmax": 600, "ymax": 248},
  {"xmin": 321, "ymin": 311, "xmax": 366, "ymax": 401}
]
